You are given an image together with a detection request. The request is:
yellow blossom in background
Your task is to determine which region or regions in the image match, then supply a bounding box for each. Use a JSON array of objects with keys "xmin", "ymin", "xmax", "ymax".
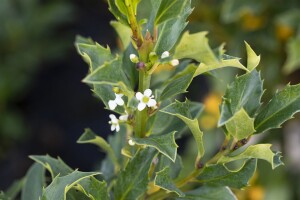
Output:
[
  {"xmin": 200, "ymin": 93, "xmax": 222, "ymax": 130},
  {"xmin": 276, "ymin": 24, "xmax": 294, "ymax": 41},
  {"xmin": 241, "ymin": 12, "xmax": 265, "ymax": 31}
]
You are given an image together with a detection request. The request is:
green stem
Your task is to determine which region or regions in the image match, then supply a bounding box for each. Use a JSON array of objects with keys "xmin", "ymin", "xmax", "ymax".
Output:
[{"xmin": 135, "ymin": 72, "xmax": 151, "ymax": 138}]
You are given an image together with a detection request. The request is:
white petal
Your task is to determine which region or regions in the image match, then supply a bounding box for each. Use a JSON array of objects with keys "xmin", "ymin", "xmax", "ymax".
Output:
[
  {"xmin": 170, "ymin": 59, "xmax": 179, "ymax": 66},
  {"xmin": 147, "ymin": 99, "xmax": 157, "ymax": 107},
  {"xmin": 136, "ymin": 92, "xmax": 143, "ymax": 100},
  {"xmin": 144, "ymin": 89, "xmax": 152, "ymax": 97},
  {"xmin": 161, "ymin": 51, "xmax": 170, "ymax": 59},
  {"xmin": 115, "ymin": 93, "xmax": 124, "ymax": 98},
  {"xmin": 138, "ymin": 102, "xmax": 146, "ymax": 111},
  {"xmin": 115, "ymin": 125, "xmax": 120, "ymax": 132},
  {"xmin": 111, "ymin": 124, "xmax": 116, "ymax": 131},
  {"xmin": 108, "ymin": 100, "xmax": 117, "ymax": 110},
  {"xmin": 130, "ymin": 54, "xmax": 137, "ymax": 60},
  {"xmin": 115, "ymin": 97, "xmax": 124, "ymax": 106},
  {"xmin": 109, "ymin": 114, "xmax": 117, "ymax": 120},
  {"xmin": 119, "ymin": 114, "xmax": 128, "ymax": 121},
  {"xmin": 128, "ymin": 139, "xmax": 135, "ymax": 146}
]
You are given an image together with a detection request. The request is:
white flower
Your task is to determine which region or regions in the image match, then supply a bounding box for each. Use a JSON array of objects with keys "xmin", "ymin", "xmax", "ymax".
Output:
[
  {"xmin": 170, "ymin": 59, "xmax": 179, "ymax": 66},
  {"xmin": 161, "ymin": 51, "xmax": 170, "ymax": 59},
  {"xmin": 128, "ymin": 139, "xmax": 135, "ymax": 146},
  {"xmin": 119, "ymin": 112, "xmax": 128, "ymax": 121},
  {"xmin": 109, "ymin": 114, "xmax": 120, "ymax": 132},
  {"xmin": 108, "ymin": 93, "xmax": 124, "ymax": 110},
  {"xmin": 136, "ymin": 89, "xmax": 157, "ymax": 111},
  {"xmin": 130, "ymin": 54, "xmax": 139, "ymax": 63}
]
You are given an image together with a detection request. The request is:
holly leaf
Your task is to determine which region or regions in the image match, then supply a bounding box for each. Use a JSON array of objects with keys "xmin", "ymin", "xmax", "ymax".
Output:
[
  {"xmin": 218, "ymin": 144, "xmax": 283, "ymax": 169},
  {"xmin": 154, "ymin": 0, "xmax": 192, "ymax": 55},
  {"xmin": 154, "ymin": 167, "xmax": 185, "ymax": 197},
  {"xmin": 75, "ymin": 177, "xmax": 109, "ymax": 200},
  {"xmin": 131, "ymin": 131, "xmax": 178, "ymax": 162},
  {"xmin": 30, "ymin": 155, "xmax": 72, "ymax": 179},
  {"xmin": 75, "ymin": 36, "xmax": 113, "ymax": 71},
  {"xmin": 219, "ymin": 70, "xmax": 263, "ymax": 126},
  {"xmin": 160, "ymin": 64, "xmax": 197, "ymax": 101},
  {"xmin": 114, "ymin": 148, "xmax": 157, "ymax": 200},
  {"xmin": 156, "ymin": 154, "xmax": 183, "ymax": 179},
  {"xmin": 254, "ymin": 83, "xmax": 300, "ymax": 133},
  {"xmin": 175, "ymin": 186, "xmax": 237, "ymax": 200},
  {"xmin": 110, "ymin": 21, "xmax": 132, "ymax": 50},
  {"xmin": 160, "ymin": 100, "xmax": 205, "ymax": 162},
  {"xmin": 108, "ymin": 0, "xmax": 128, "ymax": 25},
  {"xmin": 41, "ymin": 171, "xmax": 100, "ymax": 200},
  {"xmin": 225, "ymin": 108, "xmax": 255, "ymax": 140},
  {"xmin": 83, "ymin": 57, "xmax": 134, "ymax": 98},
  {"xmin": 245, "ymin": 41, "xmax": 260, "ymax": 71},
  {"xmin": 21, "ymin": 163, "xmax": 45, "ymax": 200},
  {"xmin": 77, "ymin": 128, "xmax": 119, "ymax": 169},
  {"xmin": 197, "ymin": 159, "xmax": 257, "ymax": 189}
]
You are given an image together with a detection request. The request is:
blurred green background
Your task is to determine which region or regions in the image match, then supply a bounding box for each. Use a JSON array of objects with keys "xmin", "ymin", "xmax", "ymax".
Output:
[{"xmin": 1, "ymin": 0, "xmax": 300, "ymax": 199}]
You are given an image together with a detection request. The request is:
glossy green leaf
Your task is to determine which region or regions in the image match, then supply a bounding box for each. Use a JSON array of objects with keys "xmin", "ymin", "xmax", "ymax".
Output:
[
  {"xmin": 110, "ymin": 20, "xmax": 132, "ymax": 50},
  {"xmin": 254, "ymin": 83, "xmax": 300, "ymax": 133},
  {"xmin": 30, "ymin": 155, "xmax": 72, "ymax": 179},
  {"xmin": 76, "ymin": 177, "xmax": 109, "ymax": 200},
  {"xmin": 225, "ymin": 108, "xmax": 255, "ymax": 140},
  {"xmin": 66, "ymin": 189, "xmax": 90, "ymax": 200},
  {"xmin": 154, "ymin": 0, "xmax": 192, "ymax": 55},
  {"xmin": 114, "ymin": 148, "xmax": 156, "ymax": 200},
  {"xmin": 160, "ymin": 100, "xmax": 205, "ymax": 161},
  {"xmin": 155, "ymin": 0, "xmax": 187, "ymax": 25},
  {"xmin": 83, "ymin": 57, "xmax": 133, "ymax": 98},
  {"xmin": 283, "ymin": 37, "xmax": 300, "ymax": 74},
  {"xmin": 245, "ymin": 41, "xmax": 260, "ymax": 71},
  {"xmin": 174, "ymin": 31, "xmax": 219, "ymax": 64},
  {"xmin": 108, "ymin": 0, "xmax": 128, "ymax": 25},
  {"xmin": 42, "ymin": 171, "xmax": 100, "ymax": 200},
  {"xmin": 175, "ymin": 186, "xmax": 237, "ymax": 200},
  {"xmin": 156, "ymin": 154, "xmax": 183, "ymax": 179},
  {"xmin": 154, "ymin": 167, "xmax": 185, "ymax": 197},
  {"xmin": 218, "ymin": 144, "xmax": 283, "ymax": 169},
  {"xmin": 160, "ymin": 64, "xmax": 197, "ymax": 101},
  {"xmin": 198, "ymin": 159, "xmax": 257, "ymax": 189},
  {"xmin": 131, "ymin": 131, "xmax": 178, "ymax": 162},
  {"xmin": 151, "ymin": 101, "xmax": 204, "ymax": 138},
  {"xmin": 122, "ymin": 43, "xmax": 139, "ymax": 88},
  {"xmin": 115, "ymin": 0, "xmax": 128, "ymax": 16},
  {"xmin": 77, "ymin": 128, "xmax": 118, "ymax": 168},
  {"xmin": 75, "ymin": 36, "xmax": 113, "ymax": 71},
  {"xmin": 219, "ymin": 70, "xmax": 263, "ymax": 126},
  {"xmin": 21, "ymin": 163, "xmax": 45, "ymax": 200}
]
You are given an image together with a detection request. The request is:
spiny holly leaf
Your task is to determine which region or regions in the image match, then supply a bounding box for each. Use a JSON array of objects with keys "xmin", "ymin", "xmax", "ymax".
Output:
[
  {"xmin": 160, "ymin": 100, "xmax": 205, "ymax": 162},
  {"xmin": 75, "ymin": 36, "xmax": 113, "ymax": 71},
  {"xmin": 154, "ymin": 167, "xmax": 185, "ymax": 197},
  {"xmin": 42, "ymin": 171, "xmax": 100, "ymax": 200},
  {"xmin": 219, "ymin": 70, "xmax": 263, "ymax": 126},
  {"xmin": 108, "ymin": 0, "xmax": 128, "ymax": 25},
  {"xmin": 151, "ymin": 101, "xmax": 204, "ymax": 138},
  {"xmin": 174, "ymin": 31, "xmax": 219, "ymax": 65},
  {"xmin": 154, "ymin": 0, "xmax": 192, "ymax": 55},
  {"xmin": 66, "ymin": 189, "xmax": 90, "ymax": 200},
  {"xmin": 156, "ymin": 154, "xmax": 183, "ymax": 179},
  {"xmin": 175, "ymin": 186, "xmax": 237, "ymax": 200},
  {"xmin": 75, "ymin": 177, "xmax": 109, "ymax": 200},
  {"xmin": 21, "ymin": 163, "xmax": 45, "ymax": 200},
  {"xmin": 160, "ymin": 64, "xmax": 197, "ymax": 101},
  {"xmin": 83, "ymin": 57, "xmax": 134, "ymax": 98},
  {"xmin": 195, "ymin": 55, "xmax": 248, "ymax": 76},
  {"xmin": 198, "ymin": 159, "xmax": 257, "ymax": 189},
  {"xmin": 283, "ymin": 37, "xmax": 300, "ymax": 74},
  {"xmin": 122, "ymin": 43, "xmax": 139, "ymax": 88},
  {"xmin": 245, "ymin": 41, "xmax": 260, "ymax": 71},
  {"xmin": 77, "ymin": 128, "xmax": 119, "ymax": 168},
  {"xmin": 131, "ymin": 131, "xmax": 178, "ymax": 162},
  {"xmin": 225, "ymin": 108, "xmax": 255, "ymax": 140},
  {"xmin": 218, "ymin": 144, "xmax": 283, "ymax": 169},
  {"xmin": 110, "ymin": 21, "xmax": 132, "ymax": 50},
  {"xmin": 154, "ymin": 0, "xmax": 188, "ymax": 25},
  {"xmin": 30, "ymin": 155, "xmax": 72, "ymax": 179},
  {"xmin": 254, "ymin": 83, "xmax": 300, "ymax": 133},
  {"xmin": 114, "ymin": 148, "xmax": 157, "ymax": 200}
]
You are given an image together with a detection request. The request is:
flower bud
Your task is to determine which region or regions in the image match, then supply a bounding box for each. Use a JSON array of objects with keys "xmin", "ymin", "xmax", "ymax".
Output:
[
  {"xmin": 130, "ymin": 54, "xmax": 139, "ymax": 63},
  {"xmin": 136, "ymin": 61, "xmax": 145, "ymax": 71},
  {"xmin": 170, "ymin": 59, "xmax": 179, "ymax": 66},
  {"xmin": 161, "ymin": 51, "xmax": 170, "ymax": 59}
]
